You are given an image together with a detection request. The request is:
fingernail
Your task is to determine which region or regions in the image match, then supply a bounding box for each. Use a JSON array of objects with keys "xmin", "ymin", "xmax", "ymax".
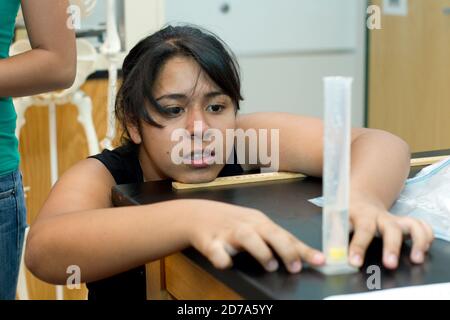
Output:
[
  {"xmin": 412, "ymin": 250, "xmax": 424, "ymax": 263},
  {"xmin": 266, "ymin": 259, "xmax": 279, "ymax": 272},
  {"xmin": 350, "ymin": 253, "xmax": 362, "ymax": 267},
  {"xmin": 313, "ymin": 253, "xmax": 325, "ymax": 265},
  {"xmin": 289, "ymin": 261, "xmax": 302, "ymax": 273},
  {"xmin": 385, "ymin": 253, "xmax": 398, "ymax": 268}
]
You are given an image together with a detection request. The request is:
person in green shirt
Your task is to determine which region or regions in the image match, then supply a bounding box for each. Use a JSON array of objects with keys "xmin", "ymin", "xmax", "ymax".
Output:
[{"xmin": 0, "ymin": 0, "xmax": 76, "ymax": 300}]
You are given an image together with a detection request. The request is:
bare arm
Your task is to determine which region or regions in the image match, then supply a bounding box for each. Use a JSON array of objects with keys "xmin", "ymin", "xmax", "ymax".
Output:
[
  {"xmin": 237, "ymin": 112, "xmax": 410, "ymax": 206},
  {"xmin": 0, "ymin": 0, "xmax": 76, "ymax": 97},
  {"xmin": 25, "ymin": 159, "xmax": 191, "ymax": 284},
  {"xmin": 237, "ymin": 112, "xmax": 434, "ymax": 269},
  {"xmin": 26, "ymin": 159, "xmax": 325, "ymax": 285}
]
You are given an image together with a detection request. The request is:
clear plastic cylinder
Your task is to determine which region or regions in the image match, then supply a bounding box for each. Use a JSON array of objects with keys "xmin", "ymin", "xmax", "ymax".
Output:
[{"xmin": 322, "ymin": 77, "xmax": 353, "ymax": 266}]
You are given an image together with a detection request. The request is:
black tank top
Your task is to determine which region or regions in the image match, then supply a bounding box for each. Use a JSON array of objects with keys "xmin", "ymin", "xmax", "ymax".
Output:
[{"xmin": 86, "ymin": 144, "xmax": 244, "ymax": 300}]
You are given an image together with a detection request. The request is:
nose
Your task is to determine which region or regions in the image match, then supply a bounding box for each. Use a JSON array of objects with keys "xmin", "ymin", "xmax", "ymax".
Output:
[{"xmin": 185, "ymin": 106, "xmax": 210, "ymax": 139}]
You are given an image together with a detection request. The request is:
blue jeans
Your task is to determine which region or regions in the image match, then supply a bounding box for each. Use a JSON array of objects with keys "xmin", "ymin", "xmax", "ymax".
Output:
[{"xmin": 0, "ymin": 169, "xmax": 27, "ymax": 300}]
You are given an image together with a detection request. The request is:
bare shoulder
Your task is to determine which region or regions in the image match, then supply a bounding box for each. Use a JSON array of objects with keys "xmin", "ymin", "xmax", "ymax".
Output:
[{"xmin": 36, "ymin": 158, "xmax": 116, "ymax": 222}]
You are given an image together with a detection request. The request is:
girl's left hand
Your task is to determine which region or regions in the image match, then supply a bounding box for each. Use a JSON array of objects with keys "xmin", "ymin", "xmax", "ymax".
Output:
[{"xmin": 348, "ymin": 200, "xmax": 434, "ymax": 270}]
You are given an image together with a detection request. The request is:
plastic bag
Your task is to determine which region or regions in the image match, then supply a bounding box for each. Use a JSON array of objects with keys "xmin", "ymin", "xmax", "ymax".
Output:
[{"xmin": 309, "ymin": 157, "xmax": 450, "ymax": 242}]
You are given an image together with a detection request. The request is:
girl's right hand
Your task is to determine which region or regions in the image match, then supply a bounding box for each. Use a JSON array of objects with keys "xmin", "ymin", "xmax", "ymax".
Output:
[{"xmin": 185, "ymin": 200, "xmax": 326, "ymax": 273}]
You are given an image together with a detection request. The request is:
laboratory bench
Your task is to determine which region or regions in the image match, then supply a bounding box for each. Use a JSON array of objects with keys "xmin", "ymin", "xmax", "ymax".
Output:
[{"xmin": 112, "ymin": 149, "xmax": 450, "ymax": 300}]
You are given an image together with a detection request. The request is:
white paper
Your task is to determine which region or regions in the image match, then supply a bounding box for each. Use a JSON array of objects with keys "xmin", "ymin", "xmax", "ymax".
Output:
[{"xmin": 325, "ymin": 282, "xmax": 450, "ymax": 300}]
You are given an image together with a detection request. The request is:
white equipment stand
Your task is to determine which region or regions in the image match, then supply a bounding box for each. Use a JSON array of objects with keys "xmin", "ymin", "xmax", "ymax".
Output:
[
  {"xmin": 100, "ymin": 0, "xmax": 122, "ymax": 150},
  {"xmin": 12, "ymin": 38, "xmax": 99, "ymax": 301}
]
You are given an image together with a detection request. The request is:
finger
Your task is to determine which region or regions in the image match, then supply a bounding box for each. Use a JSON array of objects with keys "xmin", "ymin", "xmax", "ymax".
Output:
[
  {"xmin": 260, "ymin": 225, "xmax": 323, "ymax": 273},
  {"xmin": 379, "ymin": 218, "xmax": 403, "ymax": 269},
  {"xmin": 204, "ymin": 239, "xmax": 233, "ymax": 270},
  {"xmin": 418, "ymin": 220, "xmax": 434, "ymax": 247},
  {"xmin": 257, "ymin": 226, "xmax": 302, "ymax": 273},
  {"xmin": 349, "ymin": 220, "xmax": 377, "ymax": 268},
  {"xmin": 397, "ymin": 217, "xmax": 432, "ymax": 264},
  {"xmin": 232, "ymin": 227, "xmax": 278, "ymax": 272},
  {"xmin": 294, "ymin": 241, "xmax": 325, "ymax": 267},
  {"xmin": 223, "ymin": 242, "xmax": 239, "ymax": 257}
]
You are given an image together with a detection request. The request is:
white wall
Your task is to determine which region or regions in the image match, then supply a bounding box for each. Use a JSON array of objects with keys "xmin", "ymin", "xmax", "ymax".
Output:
[
  {"xmin": 123, "ymin": 0, "xmax": 367, "ymax": 126},
  {"xmin": 238, "ymin": 50, "xmax": 366, "ymax": 126},
  {"xmin": 165, "ymin": 0, "xmax": 358, "ymax": 55},
  {"xmin": 237, "ymin": 1, "xmax": 367, "ymax": 127},
  {"xmin": 123, "ymin": 0, "xmax": 165, "ymax": 52},
  {"xmin": 93, "ymin": 0, "xmax": 164, "ymax": 75}
]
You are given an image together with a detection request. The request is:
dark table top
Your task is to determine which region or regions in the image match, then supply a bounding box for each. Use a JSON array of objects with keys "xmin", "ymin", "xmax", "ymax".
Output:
[{"xmin": 112, "ymin": 149, "xmax": 450, "ymax": 300}]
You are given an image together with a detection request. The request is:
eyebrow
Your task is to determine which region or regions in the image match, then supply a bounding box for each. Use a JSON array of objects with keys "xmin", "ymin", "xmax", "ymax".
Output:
[{"xmin": 155, "ymin": 91, "xmax": 227, "ymax": 102}]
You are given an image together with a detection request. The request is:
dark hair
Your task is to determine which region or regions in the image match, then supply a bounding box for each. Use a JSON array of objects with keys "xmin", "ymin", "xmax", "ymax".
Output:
[{"xmin": 115, "ymin": 24, "xmax": 243, "ymax": 145}]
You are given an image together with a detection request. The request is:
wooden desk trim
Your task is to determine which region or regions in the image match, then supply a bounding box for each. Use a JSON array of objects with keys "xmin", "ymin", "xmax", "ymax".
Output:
[{"xmin": 146, "ymin": 253, "xmax": 242, "ymax": 300}]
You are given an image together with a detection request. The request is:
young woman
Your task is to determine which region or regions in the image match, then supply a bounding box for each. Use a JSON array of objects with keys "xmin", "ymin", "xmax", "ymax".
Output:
[
  {"xmin": 25, "ymin": 25, "xmax": 433, "ymax": 300},
  {"xmin": 0, "ymin": 0, "xmax": 75, "ymax": 300}
]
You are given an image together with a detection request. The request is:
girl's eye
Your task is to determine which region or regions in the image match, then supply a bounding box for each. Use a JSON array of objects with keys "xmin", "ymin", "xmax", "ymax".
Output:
[
  {"xmin": 165, "ymin": 106, "xmax": 185, "ymax": 116},
  {"xmin": 206, "ymin": 104, "xmax": 225, "ymax": 113}
]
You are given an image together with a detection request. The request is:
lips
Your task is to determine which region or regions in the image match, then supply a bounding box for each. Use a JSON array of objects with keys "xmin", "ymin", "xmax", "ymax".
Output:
[{"xmin": 185, "ymin": 150, "xmax": 216, "ymax": 168}]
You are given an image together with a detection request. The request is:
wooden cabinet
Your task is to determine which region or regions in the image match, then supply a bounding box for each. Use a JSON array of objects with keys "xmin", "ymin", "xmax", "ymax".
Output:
[{"xmin": 368, "ymin": 0, "xmax": 450, "ymax": 152}]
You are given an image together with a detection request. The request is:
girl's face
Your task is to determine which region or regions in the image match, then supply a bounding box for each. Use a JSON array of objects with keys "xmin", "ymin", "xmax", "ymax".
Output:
[{"xmin": 129, "ymin": 56, "xmax": 237, "ymax": 183}]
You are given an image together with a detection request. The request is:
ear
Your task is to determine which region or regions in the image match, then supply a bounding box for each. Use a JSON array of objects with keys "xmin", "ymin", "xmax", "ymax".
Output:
[{"xmin": 127, "ymin": 124, "xmax": 142, "ymax": 144}]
